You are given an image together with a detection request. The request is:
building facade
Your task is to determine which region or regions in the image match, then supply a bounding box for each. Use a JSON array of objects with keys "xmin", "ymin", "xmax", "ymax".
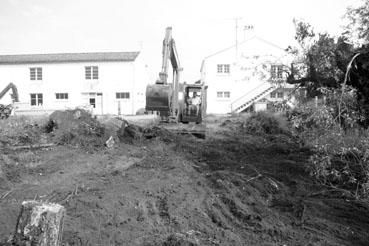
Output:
[
  {"xmin": 201, "ymin": 37, "xmax": 295, "ymax": 114},
  {"xmin": 0, "ymin": 52, "xmax": 148, "ymax": 115}
]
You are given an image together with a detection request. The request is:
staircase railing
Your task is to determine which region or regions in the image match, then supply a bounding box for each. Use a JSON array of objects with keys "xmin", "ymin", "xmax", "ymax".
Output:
[{"xmin": 230, "ymin": 81, "xmax": 274, "ymax": 112}]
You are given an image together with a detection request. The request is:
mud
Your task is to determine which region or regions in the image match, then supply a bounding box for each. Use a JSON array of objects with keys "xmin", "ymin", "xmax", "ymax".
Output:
[{"xmin": 0, "ymin": 115, "xmax": 368, "ymax": 245}]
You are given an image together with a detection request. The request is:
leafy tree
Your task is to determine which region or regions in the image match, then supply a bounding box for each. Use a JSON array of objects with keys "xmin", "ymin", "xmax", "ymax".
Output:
[
  {"xmin": 286, "ymin": 17, "xmax": 369, "ymax": 127},
  {"xmin": 344, "ymin": 0, "xmax": 369, "ymax": 46},
  {"xmin": 286, "ymin": 19, "xmax": 347, "ymax": 97}
]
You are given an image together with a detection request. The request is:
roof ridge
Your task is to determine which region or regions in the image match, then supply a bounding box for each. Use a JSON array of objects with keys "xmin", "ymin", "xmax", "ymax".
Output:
[
  {"xmin": 0, "ymin": 51, "xmax": 140, "ymax": 64},
  {"xmin": 0, "ymin": 51, "xmax": 140, "ymax": 56},
  {"xmin": 203, "ymin": 36, "xmax": 286, "ymax": 61}
]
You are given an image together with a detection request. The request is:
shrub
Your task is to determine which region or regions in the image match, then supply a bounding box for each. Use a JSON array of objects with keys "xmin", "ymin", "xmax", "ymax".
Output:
[
  {"xmin": 241, "ymin": 111, "xmax": 288, "ymax": 135},
  {"xmin": 0, "ymin": 116, "xmax": 47, "ymax": 146},
  {"xmin": 49, "ymin": 109, "xmax": 107, "ymax": 151},
  {"xmin": 288, "ymin": 92, "xmax": 369, "ymax": 197}
]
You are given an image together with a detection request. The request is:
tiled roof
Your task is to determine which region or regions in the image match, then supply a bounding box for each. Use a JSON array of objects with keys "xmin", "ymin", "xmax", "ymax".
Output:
[{"xmin": 0, "ymin": 51, "xmax": 140, "ymax": 64}]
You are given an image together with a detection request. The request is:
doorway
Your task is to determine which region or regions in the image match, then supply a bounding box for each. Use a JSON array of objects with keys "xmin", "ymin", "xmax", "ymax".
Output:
[{"xmin": 82, "ymin": 92, "xmax": 103, "ymax": 115}]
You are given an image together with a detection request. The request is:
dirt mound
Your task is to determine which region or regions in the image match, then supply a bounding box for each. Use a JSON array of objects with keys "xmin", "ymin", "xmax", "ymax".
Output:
[
  {"xmin": 117, "ymin": 121, "xmax": 175, "ymax": 143},
  {"xmin": 241, "ymin": 112, "xmax": 288, "ymax": 135},
  {"xmin": 48, "ymin": 109, "xmax": 107, "ymax": 150},
  {"xmin": 0, "ymin": 118, "xmax": 46, "ymax": 147},
  {"xmin": 1, "ymin": 114, "xmax": 369, "ymax": 246}
]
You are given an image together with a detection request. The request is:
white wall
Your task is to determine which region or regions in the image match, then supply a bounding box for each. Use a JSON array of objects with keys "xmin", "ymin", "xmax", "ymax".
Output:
[
  {"xmin": 0, "ymin": 57, "xmax": 148, "ymax": 115},
  {"xmin": 201, "ymin": 37, "xmax": 294, "ymax": 114}
]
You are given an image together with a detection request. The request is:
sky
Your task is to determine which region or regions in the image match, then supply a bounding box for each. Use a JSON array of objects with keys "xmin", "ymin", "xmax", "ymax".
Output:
[{"xmin": 0, "ymin": 0, "xmax": 362, "ymax": 82}]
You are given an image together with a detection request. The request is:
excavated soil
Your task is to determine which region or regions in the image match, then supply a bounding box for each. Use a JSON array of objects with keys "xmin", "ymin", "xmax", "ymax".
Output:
[{"xmin": 0, "ymin": 115, "xmax": 369, "ymax": 245}]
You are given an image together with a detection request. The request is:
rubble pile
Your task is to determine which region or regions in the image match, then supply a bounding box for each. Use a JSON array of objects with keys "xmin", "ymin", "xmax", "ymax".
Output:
[
  {"xmin": 117, "ymin": 120, "xmax": 175, "ymax": 143},
  {"xmin": 48, "ymin": 109, "xmax": 107, "ymax": 150}
]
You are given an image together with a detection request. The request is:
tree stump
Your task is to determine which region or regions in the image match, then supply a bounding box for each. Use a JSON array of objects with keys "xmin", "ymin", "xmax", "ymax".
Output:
[{"xmin": 13, "ymin": 201, "xmax": 65, "ymax": 246}]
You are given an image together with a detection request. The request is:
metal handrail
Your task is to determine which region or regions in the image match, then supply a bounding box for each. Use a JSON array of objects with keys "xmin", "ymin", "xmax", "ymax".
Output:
[{"xmin": 230, "ymin": 81, "xmax": 272, "ymax": 108}]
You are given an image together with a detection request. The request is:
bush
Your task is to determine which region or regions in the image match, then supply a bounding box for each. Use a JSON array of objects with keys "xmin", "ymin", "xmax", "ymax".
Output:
[
  {"xmin": 49, "ymin": 109, "xmax": 107, "ymax": 151},
  {"xmin": 0, "ymin": 116, "xmax": 48, "ymax": 146},
  {"xmin": 288, "ymin": 93, "xmax": 369, "ymax": 197},
  {"xmin": 241, "ymin": 111, "xmax": 288, "ymax": 135}
]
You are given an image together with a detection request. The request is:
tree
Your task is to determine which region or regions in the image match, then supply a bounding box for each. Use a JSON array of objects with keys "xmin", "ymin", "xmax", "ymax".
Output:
[
  {"xmin": 286, "ymin": 19, "xmax": 347, "ymax": 97},
  {"xmin": 286, "ymin": 19, "xmax": 369, "ymax": 127},
  {"xmin": 344, "ymin": 0, "xmax": 369, "ymax": 46}
]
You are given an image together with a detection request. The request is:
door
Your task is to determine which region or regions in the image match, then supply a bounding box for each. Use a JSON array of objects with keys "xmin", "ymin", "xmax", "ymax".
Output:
[
  {"xmin": 82, "ymin": 92, "xmax": 103, "ymax": 115},
  {"xmin": 95, "ymin": 93, "xmax": 103, "ymax": 115}
]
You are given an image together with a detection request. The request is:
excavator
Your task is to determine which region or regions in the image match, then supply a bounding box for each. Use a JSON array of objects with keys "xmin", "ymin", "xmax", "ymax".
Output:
[
  {"xmin": 146, "ymin": 27, "xmax": 207, "ymax": 138},
  {"xmin": 0, "ymin": 83, "xmax": 19, "ymax": 119}
]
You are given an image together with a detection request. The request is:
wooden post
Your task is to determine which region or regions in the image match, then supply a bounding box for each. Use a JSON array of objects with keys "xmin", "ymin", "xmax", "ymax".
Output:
[{"xmin": 13, "ymin": 201, "xmax": 65, "ymax": 246}]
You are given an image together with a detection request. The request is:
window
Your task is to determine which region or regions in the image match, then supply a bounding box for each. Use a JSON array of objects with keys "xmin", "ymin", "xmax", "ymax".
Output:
[
  {"xmin": 277, "ymin": 92, "xmax": 284, "ymax": 98},
  {"xmin": 89, "ymin": 98, "xmax": 96, "ymax": 108},
  {"xmin": 271, "ymin": 65, "xmax": 283, "ymax": 79},
  {"xmin": 85, "ymin": 66, "xmax": 98, "ymax": 80},
  {"xmin": 217, "ymin": 64, "xmax": 230, "ymax": 74},
  {"xmin": 270, "ymin": 92, "xmax": 276, "ymax": 98},
  {"xmin": 224, "ymin": 64, "xmax": 230, "ymax": 73},
  {"xmin": 116, "ymin": 92, "xmax": 130, "ymax": 99},
  {"xmin": 217, "ymin": 91, "xmax": 230, "ymax": 98},
  {"xmin": 30, "ymin": 93, "xmax": 43, "ymax": 106},
  {"xmin": 30, "ymin": 67, "xmax": 42, "ymax": 80},
  {"xmin": 55, "ymin": 93, "xmax": 68, "ymax": 100}
]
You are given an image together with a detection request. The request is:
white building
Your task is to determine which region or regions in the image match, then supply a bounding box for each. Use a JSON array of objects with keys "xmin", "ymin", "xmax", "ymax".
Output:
[
  {"xmin": 0, "ymin": 51, "xmax": 148, "ymax": 115},
  {"xmin": 201, "ymin": 36, "xmax": 296, "ymax": 114}
]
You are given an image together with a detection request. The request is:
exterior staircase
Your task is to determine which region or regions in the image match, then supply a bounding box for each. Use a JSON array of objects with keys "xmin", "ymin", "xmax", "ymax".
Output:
[{"xmin": 231, "ymin": 82, "xmax": 275, "ymax": 113}]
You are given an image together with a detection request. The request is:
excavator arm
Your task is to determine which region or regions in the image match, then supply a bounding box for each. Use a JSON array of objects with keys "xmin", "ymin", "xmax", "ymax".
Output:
[
  {"xmin": 146, "ymin": 27, "xmax": 182, "ymax": 118},
  {"xmin": 158, "ymin": 27, "xmax": 181, "ymax": 85},
  {"xmin": 0, "ymin": 83, "xmax": 19, "ymax": 119},
  {"xmin": 0, "ymin": 83, "xmax": 19, "ymax": 102}
]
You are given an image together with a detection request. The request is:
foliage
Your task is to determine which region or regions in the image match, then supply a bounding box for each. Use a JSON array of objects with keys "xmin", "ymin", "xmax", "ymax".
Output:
[
  {"xmin": 241, "ymin": 111, "xmax": 288, "ymax": 136},
  {"xmin": 0, "ymin": 116, "xmax": 48, "ymax": 146},
  {"xmin": 345, "ymin": 50, "xmax": 369, "ymax": 127},
  {"xmin": 344, "ymin": 0, "xmax": 369, "ymax": 46},
  {"xmin": 49, "ymin": 109, "xmax": 107, "ymax": 151},
  {"xmin": 288, "ymin": 92, "xmax": 369, "ymax": 197},
  {"xmin": 288, "ymin": 14, "xmax": 369, "ymax": 127},
  {"xmin": 287, "ymin": 20, "xmax": 347, "ymax": 98}
]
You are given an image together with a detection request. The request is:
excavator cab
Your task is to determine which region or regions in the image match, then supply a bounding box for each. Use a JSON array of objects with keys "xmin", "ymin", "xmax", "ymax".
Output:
[{"xmin": 180, "ymin": 84, "xmax": 207, "ymax": 124}]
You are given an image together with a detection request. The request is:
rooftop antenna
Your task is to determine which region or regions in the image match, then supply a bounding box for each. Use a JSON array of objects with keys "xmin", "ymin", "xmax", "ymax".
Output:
[
  {"xmin": 243, "ymin": 25, "xmax": 254, "ymax": 41},
  {"xmin": 234, "ymin": 17, "xmax": 242, "ymax": 60}
]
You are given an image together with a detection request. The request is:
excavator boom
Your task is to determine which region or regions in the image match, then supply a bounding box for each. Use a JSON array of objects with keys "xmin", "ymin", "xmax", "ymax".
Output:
[
  {"xmin": 0, "ymin": 83, "xmax": 19, "ymax": 119},
  {"xmin": 0, "ymin": 83, "xmax": 19, "ymax": 102},
  {"xmin": 146, "ymin": 27, "xmax": 181, "ymax": 118}
]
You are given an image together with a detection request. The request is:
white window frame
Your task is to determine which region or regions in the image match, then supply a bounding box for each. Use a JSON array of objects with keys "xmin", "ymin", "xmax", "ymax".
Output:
[
  {"xmin": 217, "ymin": 91, "xmax": 230, "ymax": 99},
  {"xmin": 30, "ymin": 67, "xmax": 42, "ymax": 81},
  {"xmin": 55, "ymin": 93, "xmax": 69, "ymax": 100},
  {"xmin": 224, "ymin": 64, "xmax": 230, "ymax": 73},
  {"xmin": 85, "ymin": 66, "xmax": 98, "ymax": 80},
  {"xmin": 271, "ymin": 64, "xmax": 283, "ymax": 79},
  {"xmin": 217, "ymin": 64, "xmax": 230, "ymax": 74},
  {"xmin": 116, "ymin": 92, "xmax": 130, "ymax": 99},
  {"xmin": 30, "ymin": 93, "xmax": 43, "ymax": 106}
]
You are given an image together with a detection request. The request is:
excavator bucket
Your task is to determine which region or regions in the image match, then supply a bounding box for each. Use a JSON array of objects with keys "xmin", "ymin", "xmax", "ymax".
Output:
[{"xmin": 146, "ymin": 84, "xmax": 173, "ymax": 116}]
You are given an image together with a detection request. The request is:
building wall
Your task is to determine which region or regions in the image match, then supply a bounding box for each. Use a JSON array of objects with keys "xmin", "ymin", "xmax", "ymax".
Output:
[
  {"xmin": 201, "ymin": 37, "xmax": 294, "ymax": 114},
  {"xmin": 0, "ymin": 58, "xmax": 148, "ymax": 115}
]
